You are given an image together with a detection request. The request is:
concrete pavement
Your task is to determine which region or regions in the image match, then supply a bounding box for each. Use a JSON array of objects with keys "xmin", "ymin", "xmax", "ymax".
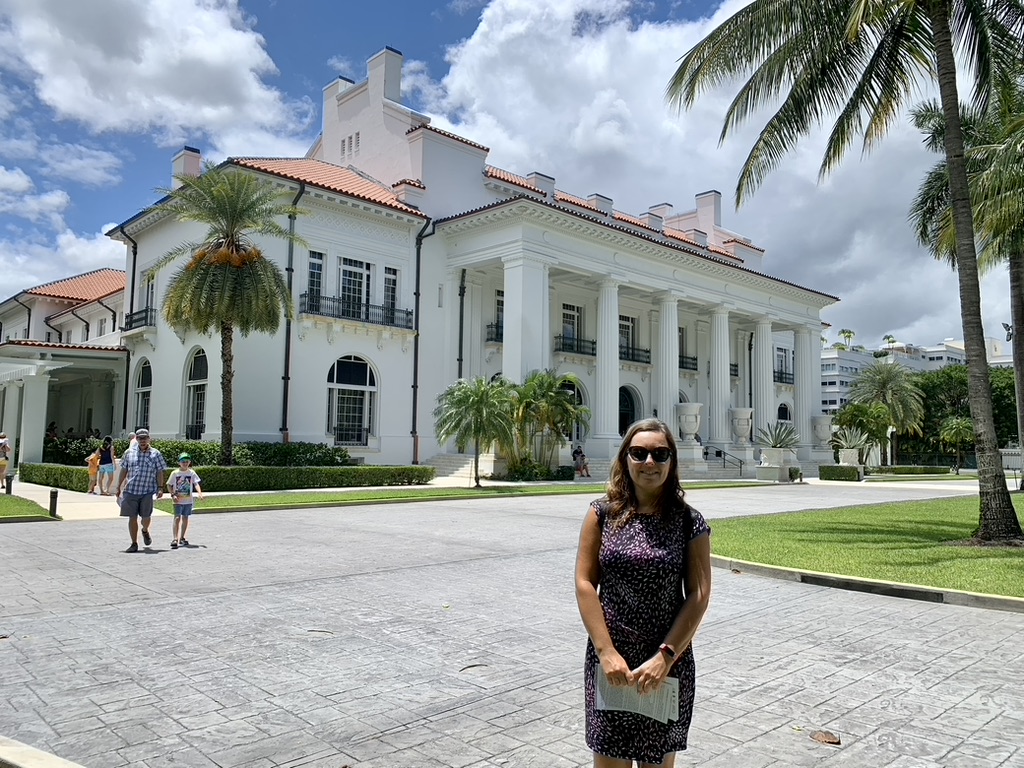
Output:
[{"xmin": 1, "ymin": 482, "xmax": 1022, "ymax": 767}]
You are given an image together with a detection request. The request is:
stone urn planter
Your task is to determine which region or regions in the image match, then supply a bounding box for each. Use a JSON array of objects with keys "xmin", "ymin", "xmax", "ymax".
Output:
[
  {"xmin": 838, "ymin": 448, "xmax": 860, "ymax": 466},
  {"xmin": 675, "ymin": 402, "xmax": 703, "ymax": 445},
  {"xmin": 729, "ymin": 407, "xmax": 753, "ymax": 445},
  {"xmin": 812, "ymin": 415, "xmax": 833, "ymax": 448}
]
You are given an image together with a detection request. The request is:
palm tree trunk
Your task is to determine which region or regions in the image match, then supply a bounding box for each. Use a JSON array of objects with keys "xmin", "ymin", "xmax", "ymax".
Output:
[
  {"xmin": 928, "ymin": 2, "xmax": 1021, "ymax": 540},
  {"xmin": 1011, "ymin": 256, "xmax": 1024, "ymax": 490},
  {"xmin": 220, "ymin": 321, "xmax": 234, "ymax": 466},
  {"xmin": 473, "ymin": 436, "xmax": 481, "ymax": 488}
]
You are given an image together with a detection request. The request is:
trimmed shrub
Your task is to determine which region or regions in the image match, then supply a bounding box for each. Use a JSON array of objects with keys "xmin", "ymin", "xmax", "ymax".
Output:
[
  {"xmin": 870, "ymin": 465, "xmax": 951, "ymax": 475},
  {"xmin": 42, "ymin": 438, "xmax": 349, "ymax": 468},
  {"xmin": 787, "ymin": 466, "xmax": 802, "ymax": 482},
  {"xmin": 554, "ymin": 465, "xmax": 576, "ymax": 481},
  {"xmin": 19, "ymin": 463, "xmax": 91, "ymax": 492},
  {"xmin": 818, "ymin": 464, "xmax": 861, "ymax": 481},
  {"xmin": 18, "ymin": 463, "xmax": 434, "ymax": 492},
  {"xmin": 503, "ymin": 460, "xmax": 554, "ymax": 481}
]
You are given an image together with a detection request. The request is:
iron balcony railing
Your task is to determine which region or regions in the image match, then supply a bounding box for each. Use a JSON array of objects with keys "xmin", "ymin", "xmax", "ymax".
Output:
[
  {"xmin": 730, "ymin": 363, "xmax": 739, "ymax": 377},
  {"xmin": 679, "ymin": 355, "xmax": 698, "ymax": 371},
  {"xmin": 123, "ymin": 307, "xmax": 156, "ymax": 331},
  {"xmin": 333, "ymin": 426, "xmax": 369, "ymax": 446},
  {"xmin": 774, "ymin": 369, "xmax": 795, "ymax": 385},
  {"xmin": 185, "ymin": 423, "xmax": 204, "ymax": 440},
  {"xmin": 486, "ymin": 322, "xmax": 504, "ymax": 343},
  {"xmin": 554, "ymin": 335, "xmax": 597, "ymax": 356},
  {"xmin": 299, "ymin": 293, "xmax": 413, "ymax": 330},
  {"xmin": 619, "ymin": 345, "xmax": 651, "ymax": 364}
]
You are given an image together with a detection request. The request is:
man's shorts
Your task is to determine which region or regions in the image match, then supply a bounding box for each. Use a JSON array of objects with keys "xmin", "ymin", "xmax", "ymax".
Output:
[
  {"xmin": 119, "ymin": 492, "xmax": 154, "ymax": 518},
  {"xmin": 99, "ymin": 464, "xmax": 115, "ymax": 476},
  {"xmin": 173, "ymin": 503, "xmax": 193, "ymax": 517}
]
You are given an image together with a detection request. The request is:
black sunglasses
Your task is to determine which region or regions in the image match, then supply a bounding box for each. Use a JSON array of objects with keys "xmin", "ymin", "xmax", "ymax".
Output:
[{"xmin": 626, "ymin": 446, "xmax": 672, "ymax": 464}]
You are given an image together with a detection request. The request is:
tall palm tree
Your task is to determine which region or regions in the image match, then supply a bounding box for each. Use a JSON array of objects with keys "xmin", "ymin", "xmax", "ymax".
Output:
[
  {"xmin": 839, "ymin": 328, "xmax": 855, "ymax": 347},
  {"xmin": 433, "ymin": 377, "xmax": 515, "ymax": 487},
  {"xmin": 850, "ymin": 362, "xmax": 925, "ymax": 464},
  {"xmin": 909, "ymin": 74, "xmax": 1024, "ymax": 493},
  {"xmin": 509, "ymin": 369, "xmax": 591, "ymax": 469},
  {"xmin": 157, "ymin": 166, "xmax": 302, "ymax": 465},
  {"xmin": 835, "ymin": 400, "xmax": 893, "ymax": 465},
  {"xmin": 667, "ymin": 0, "xmax": 1024, "ymax": 541}
]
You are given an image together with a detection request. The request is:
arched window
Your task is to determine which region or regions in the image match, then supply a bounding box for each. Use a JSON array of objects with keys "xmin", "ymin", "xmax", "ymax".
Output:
[
  {"xmin": 135, "ymin": 360, "xmax": 152, "ymax": 429},
  {"xmin": 563, "ymin": 381, "xmax": 587, "ymax": 444},
  {"xmin": 327, "ymin": 355, "xmax": 376, "ymax": 445},
  {"xmin": 618, "ymin": 387, "xmax": 639, "ymax": 436},
  {"xmin": 185, "ymin": 350, "xmax": 208, "ymax": 439},
  {"xmin": 777, "ymin": 403, "xmax": 792, "ymax": 422}
]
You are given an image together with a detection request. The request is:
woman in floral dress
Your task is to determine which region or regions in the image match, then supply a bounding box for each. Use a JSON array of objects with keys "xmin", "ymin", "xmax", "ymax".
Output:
[{"xmin": 575, "ymin": 418, "xmax": 712, "ymax": 766}]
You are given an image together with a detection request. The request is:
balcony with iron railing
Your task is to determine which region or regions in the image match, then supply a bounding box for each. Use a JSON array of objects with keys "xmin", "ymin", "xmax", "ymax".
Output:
[
  {"xmin": 774, "ymin": 369, "xmax": 795, "ymax": 385},
  {"xmin": 679, "ymin": 354, "xmax": 698, "ymax": 371},
  {"xmin": 122, "ymin": 307, "xmax": 156, "ymax": 332},
  {"xmin": 554, "ymin": 335, "xmax": 597, "ymax": 356},
  {"xmin": 333, "ymin": 426, "xmax": 370, "ymax": 446},
  {"xmin": 619, "ymin": 344, "xmax": 651, "ymax": 364},
  {"xmin": 299, "ymin": 293, "xmax": 413, "ymax": 330},
  {"xmin": 486, "ymin": 322, "xmax": 503, "ymax": 343}
]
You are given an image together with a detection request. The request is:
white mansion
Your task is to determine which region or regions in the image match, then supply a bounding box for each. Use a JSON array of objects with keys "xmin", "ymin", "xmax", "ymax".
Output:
[{"xmin": 0, "ymin": 48, "xmax": 839, "ymax": 472}]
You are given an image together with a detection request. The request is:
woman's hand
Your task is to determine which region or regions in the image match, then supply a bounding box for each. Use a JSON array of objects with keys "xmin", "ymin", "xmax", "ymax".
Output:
[
  {"xmin": 631, "ymin": 653, "xmax": 671, "ymax": 695},
  {"xmin": 598, "ymin": 648, "xmax": 635, "ymax": 687}
]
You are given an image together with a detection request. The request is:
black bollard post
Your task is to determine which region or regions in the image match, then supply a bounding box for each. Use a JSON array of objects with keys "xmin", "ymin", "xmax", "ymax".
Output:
[
  {"xmin": 49, "ymin": 488, "xmax": 58, "ymax": 518},
  {"xmin": 5, "ymin": 473, "xmax": 13, "ymax": 495}
]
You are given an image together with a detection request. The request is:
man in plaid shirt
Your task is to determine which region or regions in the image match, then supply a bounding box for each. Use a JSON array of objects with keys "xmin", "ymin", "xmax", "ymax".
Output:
[{"xmin": 115, "ymin": 429, "xmax": 167, "ymax": 552}]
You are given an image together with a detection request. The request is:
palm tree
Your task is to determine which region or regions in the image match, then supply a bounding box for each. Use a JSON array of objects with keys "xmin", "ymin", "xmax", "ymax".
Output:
[
  {"xmin": 909, "ymin": 73, "xmax": 1024, "ymax": 495},
  {"xmin": 940, "ymin": 415, "xmax": 975, "ymax": 473},
  {"xmin": 666, "ymin": 0, "xmax": 1024, "ymax": 541},
  {"xmin": 834, "ymin": 401, "xmax": 892, "ymax": 464},
  {"xmin": 850, "ymin": 362, "xmax": 925, "ymax": 465},
  {"xmin": 509, "ymin": 369, "xmax": 590, "ymax": 470},
  {"xmin": 839, "ymin": 328, "xmax": 855, "ymax": 347},
  {"xmin": 433, "ymin": 377, "xmax": 515, "ymax": 487},
  {"xmin": 883, "ymin": 334, "xmax": 897, "ymax": 351},
  {"xmin": 157, "ymin": 166, "xmax": 301, "ymax": 465}
]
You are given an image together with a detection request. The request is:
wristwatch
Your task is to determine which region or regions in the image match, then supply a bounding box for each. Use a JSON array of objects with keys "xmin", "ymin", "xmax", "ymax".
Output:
[{"xmin": 658, "ymin": 643, "xmax": 676, "ymax": 660}]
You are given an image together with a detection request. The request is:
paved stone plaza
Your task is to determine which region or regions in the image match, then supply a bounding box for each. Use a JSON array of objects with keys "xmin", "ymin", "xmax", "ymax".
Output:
[{"xmin": 2, "ymin": 482, "xmax": 1023, "ymax": 767}]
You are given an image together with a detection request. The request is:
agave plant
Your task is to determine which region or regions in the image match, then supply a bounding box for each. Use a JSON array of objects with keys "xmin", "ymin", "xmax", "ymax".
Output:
[
  {"xmin": 756, "ymin": 421, "xmax": 800, "ymax": 453},
  {"xmin": 830, "ymin": 427, "xmax": 870, "ymax": 451}
]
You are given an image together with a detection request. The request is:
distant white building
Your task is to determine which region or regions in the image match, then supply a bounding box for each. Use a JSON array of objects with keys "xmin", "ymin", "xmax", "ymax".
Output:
[{"xmin": 2, "ymin": 48, "xmax": 840, "ymax": 471}]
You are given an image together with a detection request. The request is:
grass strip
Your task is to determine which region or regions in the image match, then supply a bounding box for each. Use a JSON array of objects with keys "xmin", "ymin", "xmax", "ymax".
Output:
[
  {"xmin": 153, "ymin": 480, "xmax": 760, "ymax": 513},
  {"xmin": 0, "ymin": 495, "xmax": 50, "ymax": 519},
  {"xmin": 865, "ymin": 474, "xmax": 976, "ymax": 482},
  {"xmin": 711, "ymin": 496, "xmax": 1024, "ymax": 598}
]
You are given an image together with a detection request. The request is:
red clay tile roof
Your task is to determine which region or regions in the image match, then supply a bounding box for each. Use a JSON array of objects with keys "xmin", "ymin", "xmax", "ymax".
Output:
[
  {"xmin": 231, "ymin": 158, "xmax": 426, "ymax": 217},
  {"xmin": 484, "ymin": 166, "xmax": 543, "ymax": 193},
  {"xmin": 25, "ymin": 269, "xmax": 126, "ymax": 302},
  {"xmin": 723, "ymin": 237, "xmax": 766, "ymax": 253},
  {"xmin": 613, "ymin": 210, "xmax": 657, "ymax": 231},
  {"xmin": 1, "ymin": 339, "xmax": 127, "ymax": 353},
  {"xmin": 406, "ymin": 124, "xmax": 489, "ymax": 152},
  {"xmin": 554, "ymin": 191, "xmax": 602, "ymax": 212},
  {"xmin": 392, "ymin": 178, "xmax": 426, "ymax": 189}
]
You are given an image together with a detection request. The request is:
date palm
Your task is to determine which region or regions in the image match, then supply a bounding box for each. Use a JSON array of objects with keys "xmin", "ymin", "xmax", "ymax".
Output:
[
  {"xmin": 839, "ymin": 328, "xmax": 855, "ymax": 347},
  {"xmin": 433, "ymin": 377, "xmax": 516, "ymax": 487},
  {"xmin": 510, "ymin": 369, "xmax": 591, "ymax": 469},
  {"xmin": 940, "ymin": 415, "xmax": 975, "ymax": 473},
  {"xmin": 667, "ymin": 0, "xmax": 1024, "ymax": 541},
  {"xmin": 157, "ymin": 166, "xmax": 302, "ymax": 465},
  {"xmin": 850, "ymin": 362, "xmax": 924, "ymax": 465}
]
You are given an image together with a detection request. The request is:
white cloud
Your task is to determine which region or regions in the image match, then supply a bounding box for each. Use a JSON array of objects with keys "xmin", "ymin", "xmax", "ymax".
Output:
[
  {"xmin": 40, "ymin": 144, "xmax": 122, "ymax": 187},
  {"xmin": 0, "ymin": 0, "xmax": 315, "ymax": 157},
  {"xmin": 0, "ymin": 226, "xmax": 124, "ymax": 292},
  {"xmin": 0, "ymin": 164, "xmax": 68, "ymax": 226},
  {"xmin": 0, "ymin": 164, "xmax": 32, "ymax": 194},
  {"xmin": 407, "ymin": 0, "xmax": 1005, "ymax": 346},
  {"xmin": 326, "ymin": 55, "xmax": 357, "ymax": 80}
]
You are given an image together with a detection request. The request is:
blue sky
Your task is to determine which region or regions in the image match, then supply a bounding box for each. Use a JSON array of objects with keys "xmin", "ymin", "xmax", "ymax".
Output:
[{"xmin": 0, "ymin": 0, "xmax": 1010, "ymax": 346}]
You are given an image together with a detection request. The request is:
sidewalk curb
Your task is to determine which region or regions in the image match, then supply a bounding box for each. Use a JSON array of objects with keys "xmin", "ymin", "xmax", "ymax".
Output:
[
  {"xmin": 0, "ymin": 737, "xmax": 85, "ymax": 768},
  {"xmin": 711, "ymin": 555, "xmax": 1024, "ymax": 614}
]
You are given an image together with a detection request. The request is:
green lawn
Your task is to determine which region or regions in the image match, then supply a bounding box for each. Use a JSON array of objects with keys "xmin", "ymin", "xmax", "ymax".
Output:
[
  {"xmin": 152, "ymin": 480, "xmax": 759, "ymax": 513},
  {"xmin": 712, "ymin": 497, "xmax": 1024, "ymax": 598},
  {"xmin": 0, "ymin": 495, "xmax": 49, "ymax": 519},
  {"xmin": 865, "ymin": 473, "xmax": 975, "ymax": 482}
]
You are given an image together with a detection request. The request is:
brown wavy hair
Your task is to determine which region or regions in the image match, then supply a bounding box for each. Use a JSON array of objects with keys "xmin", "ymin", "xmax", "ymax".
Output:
[{"xmin": 604, "ymin": 418, "xmax": 687, "ymax": 530}]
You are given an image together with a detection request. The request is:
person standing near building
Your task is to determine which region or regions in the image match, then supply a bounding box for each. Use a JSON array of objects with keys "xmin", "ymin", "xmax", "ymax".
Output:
[
  {"xmin": 166, "ymin": 453, "xmax": 203, "ymax": 549},
  {"xmin": 114, "ymin": 429, "xmax": 167, "ymax": 553},
  {"xmin": 0, "ymin": 432, "xmax": 10, "ymax": 490},
  {"xmin": 96, "ymin": 435, "xmax": 118, "ymax": 495}
]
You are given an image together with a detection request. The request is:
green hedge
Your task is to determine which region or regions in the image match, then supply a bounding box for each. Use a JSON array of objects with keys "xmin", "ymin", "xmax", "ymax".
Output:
[
  {"xmin": 869, "ymin": 465, "xmax": 951, "ymax": 475},
  {"xmin": 42, "ymin": 438, "xmax": 350, "ymax": 467},
  {"xmin": 818, "ymin": 464, "xmax": 862, "ymax": 482},
  {"xmin": 18, "ymin": 463, "xmax": 435, "ymax": 492}
]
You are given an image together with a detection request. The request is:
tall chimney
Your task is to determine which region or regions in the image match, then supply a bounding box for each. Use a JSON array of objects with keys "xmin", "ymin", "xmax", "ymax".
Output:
[
  {"xmin": 171, "ymin": 146, "xmax": 202, "ymax": 188},
  {"xmin": 367, "ymin": 46, "xmax": 403, "ymax": 103}
]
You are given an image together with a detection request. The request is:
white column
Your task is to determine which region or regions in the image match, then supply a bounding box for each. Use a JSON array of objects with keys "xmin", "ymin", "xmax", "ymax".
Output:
[
  {"xmin": 753, "ymin": 317, "xmax": 775, "ymax": 437},
  {"xmin": 502, "ymin": 255, "xmax": 549, "ymax": 383},
  {"xmin": 595, "ymin": 279, "xmax": 620, "ymax": 442},
  {"xmin": 91, "ymin": 374, "xmax": 114, "ymax": 435},
  {"xmin": 795, "ymin": 327, "xmax": 817, "ymax": 455},
  {"xmin": 2, "ymin": 382, "xmax": 22, "ymax": 448},
  {"xmin": 657, "ymin": 293, "xmax": 679, "ymax": 428},
  {"xmin": 708, "ymin": 308, "xmax": 730, "ymax": 443},
  {"xmin": 18, "ymin": 373, "xmax": 50, "ymax": 464},
  {"xmin": 111, "ymin": 371, "xmax": 126, "ymax": 436}
]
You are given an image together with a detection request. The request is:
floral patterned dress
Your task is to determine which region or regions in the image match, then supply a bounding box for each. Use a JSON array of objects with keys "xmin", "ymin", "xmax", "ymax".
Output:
[{"xmin": 583, "ymin": 499, "xmax": 711, "ymax": 763}]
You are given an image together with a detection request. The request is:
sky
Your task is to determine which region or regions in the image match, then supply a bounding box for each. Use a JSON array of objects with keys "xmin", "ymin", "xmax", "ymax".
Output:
[{"xmin": 0, "ymin": 0, "xmax": 1011, "ymax": 349}]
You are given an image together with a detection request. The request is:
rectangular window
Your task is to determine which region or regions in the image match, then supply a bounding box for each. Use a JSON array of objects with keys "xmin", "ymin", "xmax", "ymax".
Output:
[
  {"xmin": 340, "ymin": 257, "xmax": 371, "ymax": 319},
  {"xmin": 562, "ymin": 303, "xmax": 582, "ymax": 339},
  {"xmin": 495, "ymin": 289, "xmax": 504, "ymax": 326},
  {"xmin": 144, "ymin": 274, "xmax": 155, "ymax": 309},
  {"xmin": 135, "ymin": 391, "xmax": 151, "ymax": 430},
  {"xmin": 619, "ymin": 315, "xmax": 636, "ymax": 352},
  {"xmin": 678, "ymin": 326, "xmax": 687, "ymax": 358},
  {"xmin": 307, "ymin": 250, "xmax": 324, "ymax": 312},
  {"xmin": 327, "ymin": 389, "xmax": 374, "ymax": 445},
  {"xmin": 45, "ymin": 331, "xmax": 53, "ymax": 343},
  {"xmin": 383, "ymin": 267, "xmax": 398, "ymax": 324},
  {"xmin": 98, "ymin": 318, "xmax": 107, "ymax": 336}
]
